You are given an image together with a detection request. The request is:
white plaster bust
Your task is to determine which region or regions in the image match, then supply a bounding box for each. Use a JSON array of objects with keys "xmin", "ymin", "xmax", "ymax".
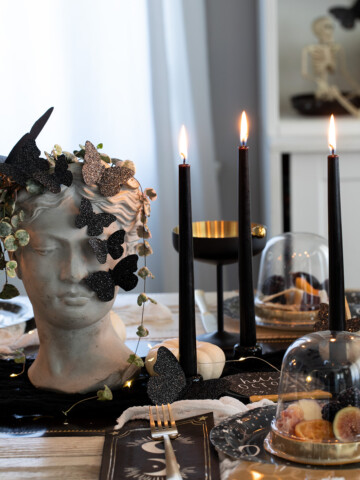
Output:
[{"xmin": 14, "ymin": 163, "xmax": 141, "ymax": 393}]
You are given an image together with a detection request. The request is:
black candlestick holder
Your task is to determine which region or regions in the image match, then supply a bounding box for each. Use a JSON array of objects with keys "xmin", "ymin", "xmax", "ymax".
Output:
[{"xmin": 172, "ymin": 220, "xmax": 266, "ymax": 350}]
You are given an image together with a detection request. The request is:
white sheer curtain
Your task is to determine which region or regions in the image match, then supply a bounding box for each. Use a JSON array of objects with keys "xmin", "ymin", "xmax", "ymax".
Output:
[
  {"xmin": 147, "ymin": 0, "xmax": 220, "ymax": 292},
  {"xmin": 0, "ymin": 0, "xmax": 219, "ymax": 293}
]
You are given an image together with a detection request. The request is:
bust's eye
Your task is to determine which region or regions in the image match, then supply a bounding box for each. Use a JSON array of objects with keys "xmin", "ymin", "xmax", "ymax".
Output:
[{"xmin": 33, "ymin": 246, "xmax": 57, "ymax": 256}]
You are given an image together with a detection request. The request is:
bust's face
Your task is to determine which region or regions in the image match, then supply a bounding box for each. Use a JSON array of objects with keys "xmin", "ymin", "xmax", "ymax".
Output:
[{"xmin": 16, "ymin": 193, "xmax": 121, "ymax": 329}]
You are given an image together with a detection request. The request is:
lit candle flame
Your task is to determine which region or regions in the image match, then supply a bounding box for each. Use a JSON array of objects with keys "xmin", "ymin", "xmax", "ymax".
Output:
[
  {"xmin": 178, "ymin": 125, "xmax": 188, "ymax": 163},
  {"xmin": 124, "ymin": 380, "xmax": 133, "ymax": 388},
  {"xmin": 239, "ymin": 111, "xmax": 248, "ymax": 146},
  {"xmin": 328, "ymin": 114, "xmax": 336, "ymax": 154}
]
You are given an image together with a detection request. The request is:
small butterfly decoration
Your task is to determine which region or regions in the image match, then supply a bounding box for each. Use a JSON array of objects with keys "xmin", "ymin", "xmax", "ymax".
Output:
[
  {"xmin": 82, "ymin": 141, "xmax": 135, "ymax": 197},
  {"xmin": 0, "ymin": 107, "xmax": 54, "ymax": 186},
  {"xmin": 89, "ymin": 229, "xmax": 125, "ymax": 264},
  {"xmin": 33, "ymin": 155, "xmax": 73, "ymax": 193},
  {"xmin": 147, "ymin": 347, "xmax": 231, "ymax": 405},
  {"xmin": 84, "ymin": 253, "xmax": 139, "ymax": 302},
  {"xmin": 330, "ymin": 0, "xmax": 360, "ymax": 29},
  {"xmin": 75, "ymin": 197, "xmax": 116, "ymax": 236}
]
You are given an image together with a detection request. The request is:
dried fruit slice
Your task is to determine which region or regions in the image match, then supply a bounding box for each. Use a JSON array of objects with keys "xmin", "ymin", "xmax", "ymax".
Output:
[
  {"xmin": 294, "ymin": 419, "xmax": 334, "ymax": 441},
  {"xmin": 295, "ymin": 276, "xmax": 319, "ymax": 295},
  {"xmin": 333, "ymin": 406, "xmax": 360, "ymax": 442}
]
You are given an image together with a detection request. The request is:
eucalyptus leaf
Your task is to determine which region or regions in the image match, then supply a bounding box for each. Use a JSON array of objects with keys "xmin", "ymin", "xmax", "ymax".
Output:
[
  {"xmin": 100, "ymin": 154, "xmax": 111, "ymax": 164},
  {"xmin": 14, "ymin": 354, "xmax": 25, "ymax": 364},
  {"xmin": 4, "ymin": 235, "xmax": 17, "ymax": 252},
  {"xmin": 15, "ymin": 229, "xmax": 30, "ymax": 246},
  {"xmin": 0, "ymin": 222, "xmax": 12, "ymax": 237},
  {"xmin": 6, "ymin": 260, "xmax": 17, "ymax": 270},
  {"xmin": 127, "ymin": 353, "xmax": 144, "ymax": 368},
  {"xmin": 73, "ymin": 148, "xmax": 85, "ymax": 159},
  {"xmin": 6, "ymin": 265, "xmax": 16, "ymax": 278},
  {"xmin": 11, "ymin": 215, "xmax": 19, "ymax": 229},
  {"xmin": 136, "ymin": 225, "xmax": 151, "ymax": 239},
  {"xmin": 26, "ymin": 179, "xmax": 44, "ymax": 195},
  {"xmin": 18, "ymin": 210, "xmax": 25, "ymax": 222},
  {"xmin": 137, "ymin": 267, "xmax": 154, "ymax": 280},
  {"xmin": 137, "ymin": 292, "xmax": 148, "ymax": 306},
  {"xmin": 96, "ymin": 143, "xmax": 103, "ymax": 149},
  {"xmin": 97, "ymin": 384, "xmax": 113, "ymax": 401},
  {"xmin": 144, "ymin": 188, "xmax": 157, "ymax": 201},
  {"xmin": 54, "ymin": 144, "xmax": 62, "ymax": 155},
  {"xmin": 136, "ymin": 241, "xmax": 153, "ymax": 257},
  {"xmin": 136, "ymin": 325, "xmax": 149, "ymax": 337},
  {"xmin": 0, "ymin": 283, "xmax": 19, "ymax": 299}
]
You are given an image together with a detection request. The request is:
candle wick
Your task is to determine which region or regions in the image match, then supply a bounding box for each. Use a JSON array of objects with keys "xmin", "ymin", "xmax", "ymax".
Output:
[
  {"xmin": 241, "ymin": 140, "xmax": 246, "ymax": 147},
  {"xmin": 332, "ymin": 148, "xmax": 335, "ymax": 155}
]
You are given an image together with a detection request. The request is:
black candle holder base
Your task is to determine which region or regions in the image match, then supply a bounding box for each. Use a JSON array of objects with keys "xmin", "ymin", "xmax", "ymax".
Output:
[
  {"xmin": 233, "ymin": 343, "xmax": 262, "ymax": 359},
  {"xmin": 196, "ymin": 331, "xmax": 239, "ymax": 350}
]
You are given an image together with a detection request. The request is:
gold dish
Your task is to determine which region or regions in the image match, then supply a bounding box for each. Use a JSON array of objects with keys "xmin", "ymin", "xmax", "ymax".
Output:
[
  {"xmin": 255, "ymin": 303, "xmax": 317, "ymax": 331},
  {"xmin": 264, "ymin": 424, "xmax": 360, "ymax": 466}
]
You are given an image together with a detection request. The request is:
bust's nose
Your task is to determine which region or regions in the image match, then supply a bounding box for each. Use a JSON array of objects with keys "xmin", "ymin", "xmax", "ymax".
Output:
[{"xmin": 59, "ymin": 252, "xmax": 88, "ymax": 282}]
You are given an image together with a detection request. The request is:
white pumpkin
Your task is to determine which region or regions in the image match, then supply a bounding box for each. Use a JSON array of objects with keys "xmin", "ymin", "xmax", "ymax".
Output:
[{"xmin": 145, "ymin": 338, "xmax": 226, "ymax": 380}]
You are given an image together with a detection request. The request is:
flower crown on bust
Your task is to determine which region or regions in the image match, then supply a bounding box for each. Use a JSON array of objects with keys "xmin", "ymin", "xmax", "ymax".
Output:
[{"xmin": 0, "ymin": 107, "xmax": 156, "ymax": 325}]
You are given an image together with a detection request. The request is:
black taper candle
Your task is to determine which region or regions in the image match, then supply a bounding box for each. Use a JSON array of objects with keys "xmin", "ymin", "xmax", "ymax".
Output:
[
  {"xmin": 236, "ymin": 144, "xmax": 257, "ymax": 347},
  {"xmin": 328, "ymin": 151, "xmax": 345, "ymax": 331},
  {"xmin": 178, "ymin": 142, "xmax": 197, "ymax": 377},
  {"xmin": 233, "ymin": 112, "xmax": 260, "ymax": 359}
]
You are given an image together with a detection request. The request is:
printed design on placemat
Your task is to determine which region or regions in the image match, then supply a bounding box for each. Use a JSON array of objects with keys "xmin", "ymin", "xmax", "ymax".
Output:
[
  {"xmin": 226, "ymin": 372, "xmax": 280, "ymax": 397},
  {"xmin": 101, "ymin": 414, "xmax": 218, "ymax": 480}
]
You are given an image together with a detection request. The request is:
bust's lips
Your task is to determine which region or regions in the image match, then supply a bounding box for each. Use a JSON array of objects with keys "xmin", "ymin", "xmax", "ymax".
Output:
[
  {"xmin": 62, "ymin": 296, "xmax": 90, "ymax": 306},
  {"xmin": 60, "ymin": 289, "xmax": 95, "ymax": 306}
]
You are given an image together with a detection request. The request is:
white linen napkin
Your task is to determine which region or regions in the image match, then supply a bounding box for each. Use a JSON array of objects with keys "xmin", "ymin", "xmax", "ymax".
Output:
[{"xmin": 115, "ymin": 395, "xmax": 274, "ymax": 480}]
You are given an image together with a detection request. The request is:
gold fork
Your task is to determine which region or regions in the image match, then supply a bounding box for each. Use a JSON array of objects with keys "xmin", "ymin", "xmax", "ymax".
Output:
[{"xmin": 149, "ymin": 404, "xmax": 183, "ymax": 480}]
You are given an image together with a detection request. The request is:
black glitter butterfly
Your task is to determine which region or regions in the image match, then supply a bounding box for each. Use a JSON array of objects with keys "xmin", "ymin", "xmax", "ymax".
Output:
[
  {"xmin": 0, "ymin": 107, "xmax": 53, "ymax": 186},
  {"xmin": 147, "ymin": 347, "xmax": 187, "ymax": 404},
  {"xmin": 88, "ymin": 229, "xmax": 125, "ymax": 264},
  {"xmin": 82, "ymin": 140, "xmax": 135, "ymax": 197},
  {"xmin": 147, "ymin": 346, "xmax": 231, "ymax": 404},
  {"xmin": 330, "ymin": 0, "xmax": 360, "ymax": 29},
  {"xmin": 75, "ymin": 197, "xmax": 116, "ymax": 236},
  {"xmin": 32, "ymin": 155, "xmax": 73, "ymax": 193},
  {"xmin": 84, "ymin": 253, "xmax": 138, "ymax": 301}
]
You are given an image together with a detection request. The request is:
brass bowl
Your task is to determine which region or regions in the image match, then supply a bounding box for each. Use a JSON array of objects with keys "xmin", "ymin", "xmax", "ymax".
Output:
[
  {"xmin": 264, "ymin": 422, "xmax": 360, "ymax": 466},
  {"xmin": 172, "ymin": 220, "xmax": 267, "ymax": 265}
]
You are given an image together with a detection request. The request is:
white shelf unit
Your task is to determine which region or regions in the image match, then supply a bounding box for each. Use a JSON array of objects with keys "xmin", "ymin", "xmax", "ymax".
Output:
[{"xmin": 258, "ymin": 0, "xmax": 360, "ymax": 288}]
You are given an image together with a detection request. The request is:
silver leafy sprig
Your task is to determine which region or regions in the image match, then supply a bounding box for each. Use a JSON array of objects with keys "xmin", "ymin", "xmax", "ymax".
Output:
[{"xmin": 127, "ymin": 186, "xmax": 157, "ymax": 368}]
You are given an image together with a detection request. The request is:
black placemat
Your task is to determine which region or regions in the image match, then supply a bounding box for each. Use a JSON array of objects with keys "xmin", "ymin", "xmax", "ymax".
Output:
[
  {"xmin": 0, "ymin": 357, "xmax": 150, "ymax": 431},
  {"xmin": 100, "ymin": 413, "xmax": 220, "ymax": 480}
]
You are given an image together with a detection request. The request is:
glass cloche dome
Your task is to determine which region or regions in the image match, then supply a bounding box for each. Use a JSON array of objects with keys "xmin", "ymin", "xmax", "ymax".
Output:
[
  {"xmin": 255, "ymin": 232, "xmax": 329, "ymax": 330},
  {"xmin": 265, "ymin": 330, "xmax": 360, "ymax": 465}
]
